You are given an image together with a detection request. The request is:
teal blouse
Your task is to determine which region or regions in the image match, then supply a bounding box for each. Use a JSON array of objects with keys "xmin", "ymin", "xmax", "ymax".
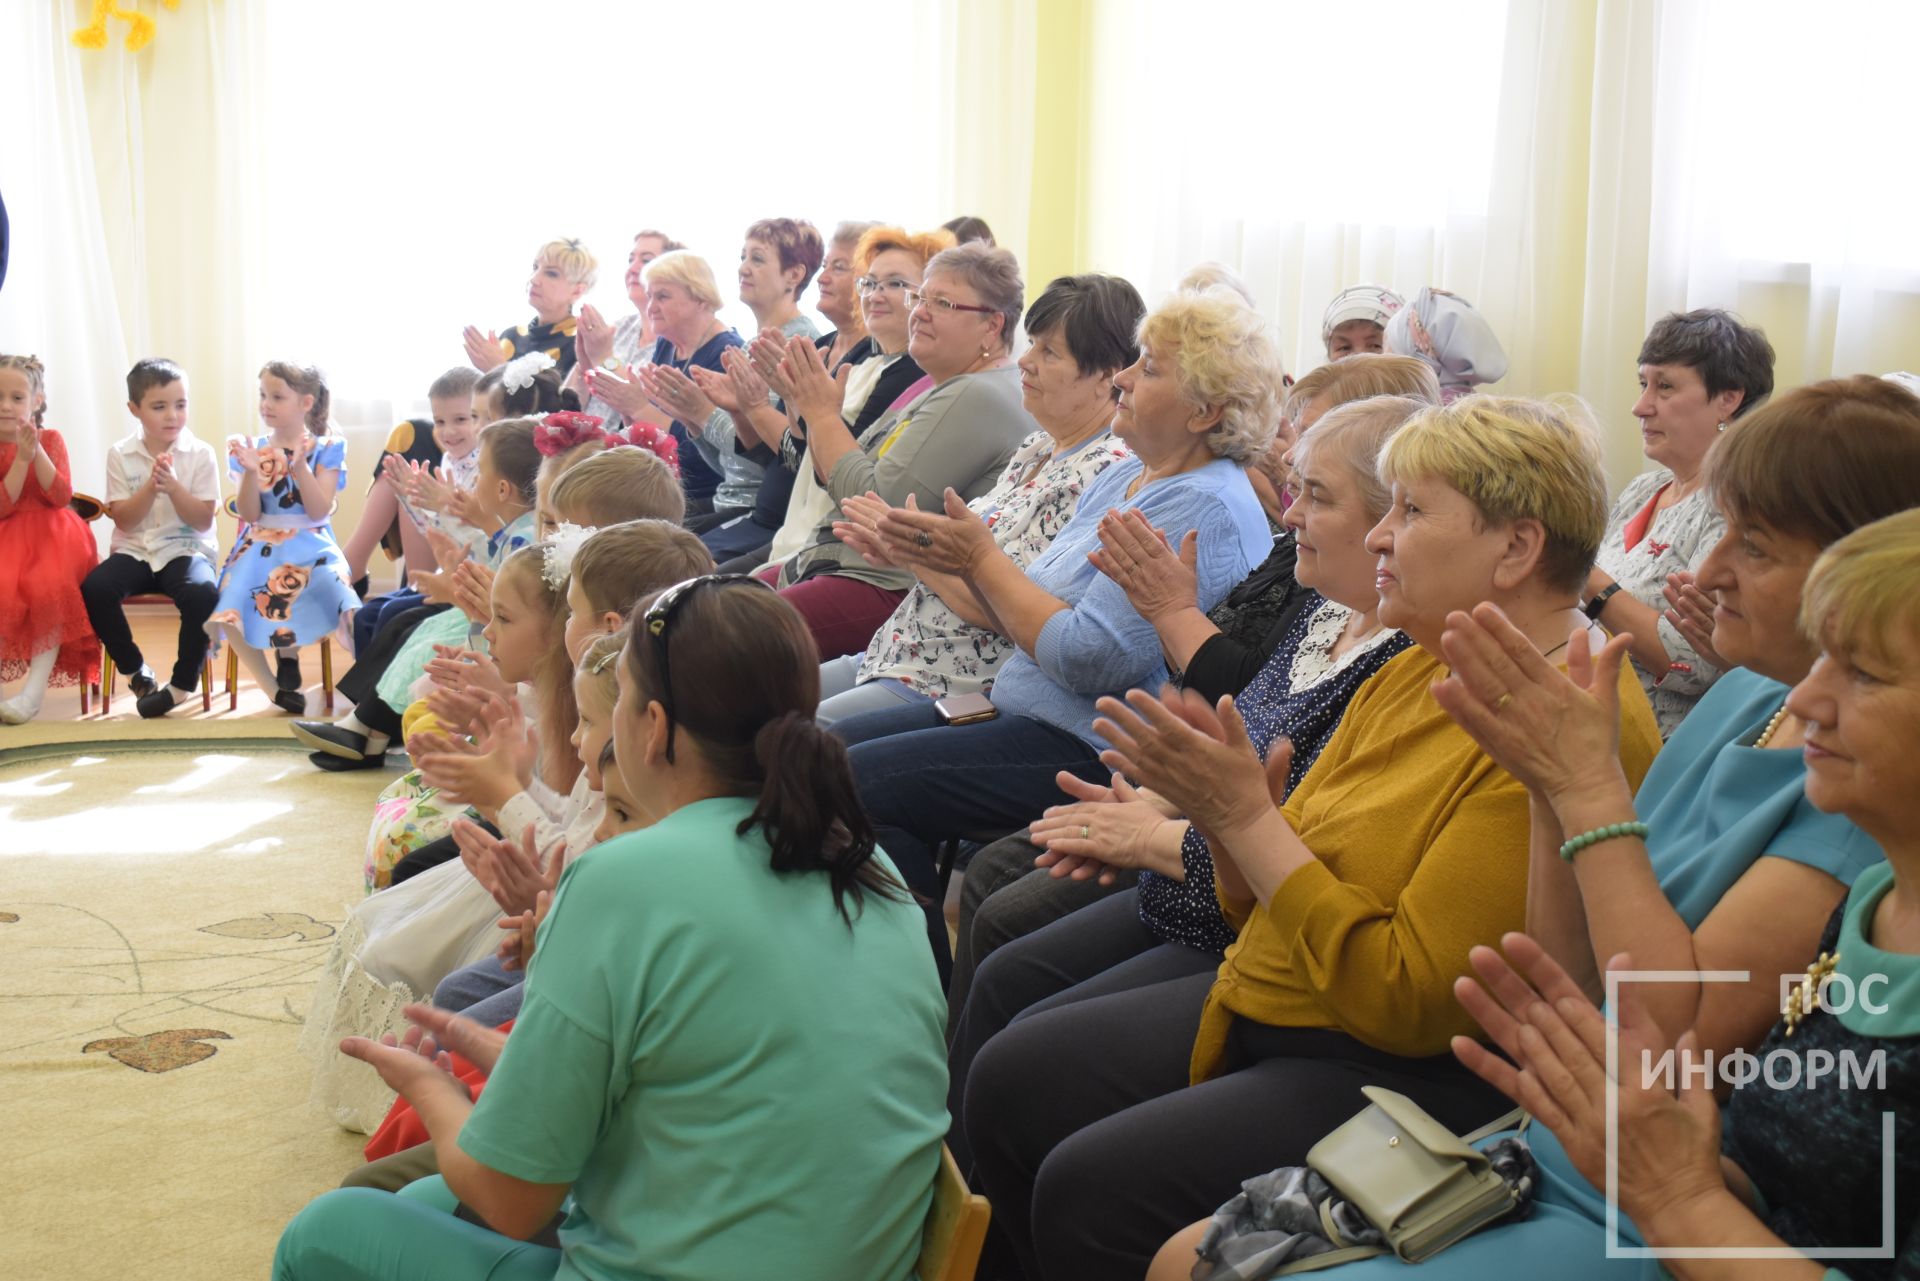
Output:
[{"xmin": 457, "ymin": 796, "xmax": 949, "ymax": 1281}]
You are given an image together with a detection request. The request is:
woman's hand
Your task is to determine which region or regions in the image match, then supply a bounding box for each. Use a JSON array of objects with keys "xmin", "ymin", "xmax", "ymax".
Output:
[
  {"xmin": 637, "ymin": 364, "xmax": 718, "ymax": 429},
  {"xmin": 1429, "ymin": 603, "xmax": 1628, "ymax": 805},
  {"xmin": 1087, "ymin": 509, "xmax": 1200, "ymax": 623},
  {"xmin": 688, "ymin": 366, "xmax": 745, "ymax": 414},
  {"xmin": 451, "ymin": 559, "xmax": 496, "ymax": 624},
  {"xmin": 403, "ymin": 1002, "xmax": 508, "ymax": 1074},
  {"xmin": 455, "ymin": 818, "xmax": 563, "ymax": 918},
  {"xmin": 1451, "ymin": 939, "xmax": 1730, "ymax": 1231},
  {"xmin": 1661, "ymin": 571, "xmax": 1729, "ymax": 672},
  {"xmin": 498, "ymin": 889, "xmax": 553, "ymax": 972},
  {"xmin": 1093, "ymin": 685, "xmax": 1280, "ymax": 840},
  {"xmin": 463, "ymin": 325, "xmax": 505, "ymax": 371},
  {"xmin": 339, "ymin": 1022, "xmax": 464, "ymax": 1097},
  {"xmin": 1030, "ymin": 771, "xmax": 1188, "ymax": 884},
  {"xmin": 748, "ymin": 330, "xmax": 803, "ymax": 404},
  {"xmin": 871, "ymin": 489, "xmax": 998, "ymax": 577},
  {"xmin": 830, "ymin": 492, "xmax": 904, "ymax": 569},
  {"xmin": 782, "ymin": 334, "xmax": 850, "ymax": 429},
  {"xmin": 575, "ymin": 304, "xmax": 615, "ymax": 370},
  {"xmin": 582, "ymin": 366, "xmax": 655, "ymax": 424}
]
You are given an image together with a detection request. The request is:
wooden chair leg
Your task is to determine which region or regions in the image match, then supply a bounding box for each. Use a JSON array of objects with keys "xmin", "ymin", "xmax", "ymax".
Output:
[
  {"xmin": 201, "ymin": 654, "xmax": 215, "ymax": 713},
  {"xmin": 80, "ymin": 677, "xmax": 91, "ymax": 717},
  {"xmin": 227, "ymin": 648, "xmax": 239, "ymax": 713},
  {"xmin": 321, "ymin": 637, "xmax": 334, "ymax": 712},
  {"xmin": 101, "ymin": 654, "xmax": 116, "ymax": 715}
]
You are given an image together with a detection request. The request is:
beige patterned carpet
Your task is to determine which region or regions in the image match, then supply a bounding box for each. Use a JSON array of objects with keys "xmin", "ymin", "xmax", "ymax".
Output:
[{"xmin": 0, "ymin": 720, "xmax": 390, "ymax": 1278}]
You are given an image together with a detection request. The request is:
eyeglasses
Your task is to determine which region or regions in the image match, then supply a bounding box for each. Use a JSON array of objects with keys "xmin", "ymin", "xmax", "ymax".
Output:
[
  {"xmin": 856, "ymin": 276, "xmax": 915, "ymax": 299},
  {"xmin": 902, "ymin": 288, "xmax": 998, "ymax": 317},
  {"xmin": 642, "ymin": 573, "xmax": 775, "ymax": 763}
]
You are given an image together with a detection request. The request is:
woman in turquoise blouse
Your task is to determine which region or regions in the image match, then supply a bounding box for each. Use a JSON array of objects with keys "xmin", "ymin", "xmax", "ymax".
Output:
[
  {"xmin": 1152, "ymin": 375, "xmax": 1920, "ymax": 1279},
  {"xmin": 275, "ymin": 575, "xmax": 949, "ymax": 1281}
]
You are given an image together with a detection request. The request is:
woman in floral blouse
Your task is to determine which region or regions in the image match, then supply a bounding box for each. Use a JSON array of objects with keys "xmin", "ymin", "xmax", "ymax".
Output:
[
  {"xmin": 1585, "ymin": 308, "xmax": 1775, "ymax": 736},
  {"xmin": 818, "ymin": 274, "xmax": 1145, "ymax": 723}
]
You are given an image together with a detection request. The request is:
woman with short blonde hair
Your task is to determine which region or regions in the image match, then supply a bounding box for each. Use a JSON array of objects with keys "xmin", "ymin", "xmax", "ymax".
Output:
[{"xmin": 956, "ymin": 393, "xmax": 1662, "ymax": 1281}]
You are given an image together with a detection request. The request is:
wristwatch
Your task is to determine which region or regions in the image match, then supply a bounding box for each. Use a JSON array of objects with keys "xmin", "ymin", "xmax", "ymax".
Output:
[
  {"xmin": 600, "ymin": 356, "xmax": 622, "ymax": 373},
  {"xmin": 1584, "ymin": 581, "xmax": 1624, "ymax": 621}
]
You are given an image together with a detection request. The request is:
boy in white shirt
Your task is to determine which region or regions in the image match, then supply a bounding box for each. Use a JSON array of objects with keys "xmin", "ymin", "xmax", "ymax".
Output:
[{"xmin": 80, "ymin": 358, "xmax": 223, "ymax": 717}]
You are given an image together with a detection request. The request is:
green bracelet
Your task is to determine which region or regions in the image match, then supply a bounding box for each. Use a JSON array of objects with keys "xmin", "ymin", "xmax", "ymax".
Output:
[{"xmin": 1559, "ymin": 820, "xmax": 1649, "ymax": 862}]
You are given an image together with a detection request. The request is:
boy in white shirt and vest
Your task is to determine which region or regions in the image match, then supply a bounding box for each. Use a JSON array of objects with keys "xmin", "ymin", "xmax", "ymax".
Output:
[{"xmin": 80, "ymin": 358, "xmax": 223, "ymax": 717}]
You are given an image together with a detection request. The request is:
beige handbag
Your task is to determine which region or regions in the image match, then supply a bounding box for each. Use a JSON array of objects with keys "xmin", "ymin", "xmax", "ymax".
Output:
[{"xmin": 1276, "ymin": 1088, "xmax": 1528, "ymax": 1273}]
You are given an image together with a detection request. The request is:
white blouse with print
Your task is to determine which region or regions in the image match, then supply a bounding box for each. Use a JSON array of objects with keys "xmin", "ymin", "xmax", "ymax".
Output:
[{"xmin": 855, "ymin": 429, "xmax": 1133, "ymax": 698}]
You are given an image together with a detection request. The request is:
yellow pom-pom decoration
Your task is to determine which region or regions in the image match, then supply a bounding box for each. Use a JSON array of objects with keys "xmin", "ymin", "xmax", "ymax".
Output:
[{"xmin": 71, "ymin": 0, "xmax": 176, "ymax": 53}]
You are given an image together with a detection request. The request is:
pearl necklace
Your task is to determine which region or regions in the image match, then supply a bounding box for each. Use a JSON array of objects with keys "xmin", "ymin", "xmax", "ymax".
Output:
[{"xmin": 1753, "ymin": 703, "xmax": 1791, "ymax": 748}]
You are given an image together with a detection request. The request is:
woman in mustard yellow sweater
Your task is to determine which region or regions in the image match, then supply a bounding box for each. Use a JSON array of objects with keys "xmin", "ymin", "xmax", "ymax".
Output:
[{"xmin": 954, "ymin": 397, "xmax": 1664, "ymax": 1281}]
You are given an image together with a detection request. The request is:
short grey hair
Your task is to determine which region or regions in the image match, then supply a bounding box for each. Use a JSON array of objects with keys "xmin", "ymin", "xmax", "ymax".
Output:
[
  {"xmin": 1292, "ymin": 394, "xmax": 1428, "ymax": 522},
  {"xmin": 831, "ymin": 220, "xmax": 881, "ymax": 251},
  {"xmin": 1138, "ymin": 289, "xmax": 1287, "ymax": 465},
  {"xmin": 923, "ymin": 242, "xmax": 1025, "ymax": 353}
]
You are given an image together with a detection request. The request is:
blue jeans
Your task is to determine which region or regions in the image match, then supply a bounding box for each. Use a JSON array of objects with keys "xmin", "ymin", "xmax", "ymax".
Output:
[
  {"xmin": 433, "ymin": 954, "xmax": 526, "ymax": 1027},
  {"xmin": 837, "ymin": 703, "xmax": 1108, "ymax": 979},
  {"xmin": 353, "ymin": 588, "xmax": 426, "ymax": 655}
]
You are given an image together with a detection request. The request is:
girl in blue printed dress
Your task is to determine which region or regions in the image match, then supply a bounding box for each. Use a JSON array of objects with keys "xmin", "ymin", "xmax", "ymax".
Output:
[{"xmin": 208, "ymin": 361, "xmax": 360, "ymax": 713}]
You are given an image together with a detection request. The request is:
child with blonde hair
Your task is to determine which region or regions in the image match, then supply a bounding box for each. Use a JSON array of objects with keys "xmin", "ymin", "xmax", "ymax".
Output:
[
  {"xmin": 0, "ymin": 353, "xmax": 100, "ymax": 722},
  {"xmin": 463, "ymin": 238, "xmax": 597, "ymax": 381}
]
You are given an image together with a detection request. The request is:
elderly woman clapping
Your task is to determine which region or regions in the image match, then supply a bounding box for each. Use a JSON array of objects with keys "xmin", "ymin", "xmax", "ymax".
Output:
[
  {"xmin": 762, "ymin": 240, "xmax": 1038, "ymax": 659},
  {"xmin": 833, "ymin": 287, "xmax": 1283, "ymax": 974},
  {"xmin": 1232, "ymin": 508, "xmax": 1920, "ymax": 1281},
  {"xmin": 1148, "ymin": 376, "xmax": 1920, "ymax": 1281},
  {"xmin": 954, "ymin": 396, "xmax": 1664, "ymax": 1280}
]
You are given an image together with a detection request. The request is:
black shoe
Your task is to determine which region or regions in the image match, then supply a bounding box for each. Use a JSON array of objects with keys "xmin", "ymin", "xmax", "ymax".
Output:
[
  {"xmin": 308, "ymin": 749, "xmax": 387, "ymax": 771},
  {"xmin": 272, "ymin": 689, "xmax": 309, "ymax": 715},
  {"xmin": 290, "ymin": 718, "xmax": 370, "ymax": 758},
  {"xmin": 135, "ymin": 687, "xmax": 181, "ymax": 719},
  {"xmin": 127, "ymin": 666, "xmax": 159, "ymax": 698},
  {"xmin": 275, "ymin": 654, "xmax": 303, "ymax": 692},
  {"xmin": 351, "ymin": 574, "xmax": 370, "ymax": 601}
]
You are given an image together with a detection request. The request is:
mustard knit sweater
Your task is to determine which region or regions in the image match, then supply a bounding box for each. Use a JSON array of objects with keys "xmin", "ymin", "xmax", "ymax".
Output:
[{"xmin": 1192, "ymin": 646, "xmax": 1663, "ymax": 1081}]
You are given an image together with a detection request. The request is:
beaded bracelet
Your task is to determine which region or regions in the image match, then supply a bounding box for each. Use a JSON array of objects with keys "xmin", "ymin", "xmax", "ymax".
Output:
[{"xmin": 1559, "ymin": 820, "xmax": 1650, "ymax": 862}]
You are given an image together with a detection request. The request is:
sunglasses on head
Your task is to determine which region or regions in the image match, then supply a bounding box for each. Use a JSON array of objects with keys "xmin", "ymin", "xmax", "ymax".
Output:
[{"xmin": 642, "ymin": 573, "xmax": 775, "ymax": 763}]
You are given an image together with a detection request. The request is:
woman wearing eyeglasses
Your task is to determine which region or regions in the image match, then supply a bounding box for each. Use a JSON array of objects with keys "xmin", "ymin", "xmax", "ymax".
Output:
[
  {"xmin": 706, "ymin": 225, "xmax": 946, "ymax": 577},
  {"xmin": 274, "ymin": 576, "xmax": 948, "ymax": 1281},
  {"xmin": 758, "ymin": 239, "xmax": 1039, "ymax": 660}
]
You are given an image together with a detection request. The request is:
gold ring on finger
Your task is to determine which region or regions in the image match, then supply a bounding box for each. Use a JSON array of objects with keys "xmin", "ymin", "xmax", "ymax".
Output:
[{"xmin": 1495, "ymin": 692, "xmax": 1515, "ymax": 712}]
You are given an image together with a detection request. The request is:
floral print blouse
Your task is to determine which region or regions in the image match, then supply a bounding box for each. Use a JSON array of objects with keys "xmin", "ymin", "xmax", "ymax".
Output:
[
  {"xmin": 855, "ymin": 429, "xmax": 1132, "ymax": 698},
  {"xmin": 1595, "ymin": 467, "xmax": 1728, "ymax": 737}
]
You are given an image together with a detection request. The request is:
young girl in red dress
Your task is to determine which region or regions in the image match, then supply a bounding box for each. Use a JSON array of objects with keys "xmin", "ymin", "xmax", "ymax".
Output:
[{"xmin": 0, "ymin": 354, "xmax": 100, "ymax": 723}]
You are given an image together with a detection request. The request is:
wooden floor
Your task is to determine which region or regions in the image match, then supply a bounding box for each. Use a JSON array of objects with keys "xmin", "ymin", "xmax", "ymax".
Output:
[{"xmin": 27, "ymin": 598, "xmax": 374, "ymax": 726}]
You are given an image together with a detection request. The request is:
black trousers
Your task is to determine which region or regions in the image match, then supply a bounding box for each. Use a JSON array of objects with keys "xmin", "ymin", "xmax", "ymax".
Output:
[
  {"xmin": 79, "ymin": 554, "xmax": 218, "ymax": 691},
  {"xmin": 961, "ymin": 951, "xmax": 1509, "ymax": 1280},
  {"xmin": 946, "ymin": 831, "xmax": 1136, "ymax": 1042},
  {"xmin": 335, "ymin": 602, "xmax": 447, "ymax": 734}
]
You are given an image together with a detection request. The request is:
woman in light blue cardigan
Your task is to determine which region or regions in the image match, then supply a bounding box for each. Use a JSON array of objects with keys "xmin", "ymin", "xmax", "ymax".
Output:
[{"xmin": 833, "ymin": 287, "xmax": 1283, "ymax": 976}]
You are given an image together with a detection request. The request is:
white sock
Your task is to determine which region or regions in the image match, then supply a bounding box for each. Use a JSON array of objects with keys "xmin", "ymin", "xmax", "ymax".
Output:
[
  {"xmin": 230, "ymin": 639, "xmax": 278, "ymax": 694},
  {"xmin": 167, "ymin": 685, "xmax": 194, "ymax": 705},
  {"xmin": 12, "ymin": 648, "xmax": 58, "ymax": 716},
  {"xmin": 338, "ymin": 712, "xmax": 371, "ymax": 735},
  {"xmin": 333, "ymin": 712, "xmax": 387, "ymax": 753}
]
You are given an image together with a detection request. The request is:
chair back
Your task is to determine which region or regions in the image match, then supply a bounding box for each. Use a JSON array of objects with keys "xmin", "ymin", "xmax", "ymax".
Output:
[{"xmin": 916, "ymin": 1143, "xmax": 990, "ymax": 1281}]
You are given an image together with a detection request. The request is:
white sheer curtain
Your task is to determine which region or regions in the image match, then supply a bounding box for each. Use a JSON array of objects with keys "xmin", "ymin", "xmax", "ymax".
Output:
[{"xmin": 1082, "ymin": 0, "xmax": 1920, "ymax": 484}]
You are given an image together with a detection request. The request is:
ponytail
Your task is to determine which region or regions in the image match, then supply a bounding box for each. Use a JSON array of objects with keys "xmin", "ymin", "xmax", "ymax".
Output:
[
  {"xmin": 260, "ymin": 359, "xmax": 333, "ymax": 436},
  {"xmin": 744, "ymin": 713, "xmax": 909, "ymax": 926}
]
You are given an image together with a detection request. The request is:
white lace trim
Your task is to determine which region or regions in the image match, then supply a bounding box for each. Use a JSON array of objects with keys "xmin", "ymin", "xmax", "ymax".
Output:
[
  {"xmin": 1286, "ymin": 600, "xmax": 1401, "ymax": 694},
  {"xmin": 298, "ymin": 912, "xmax": 414, "ymax": 1134}
]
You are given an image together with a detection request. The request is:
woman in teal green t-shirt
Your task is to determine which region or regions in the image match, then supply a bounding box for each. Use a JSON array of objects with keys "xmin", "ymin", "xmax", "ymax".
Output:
[{"xmin": 276, "ymin": 574, "xmax": 949, "ymax": 1281}]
